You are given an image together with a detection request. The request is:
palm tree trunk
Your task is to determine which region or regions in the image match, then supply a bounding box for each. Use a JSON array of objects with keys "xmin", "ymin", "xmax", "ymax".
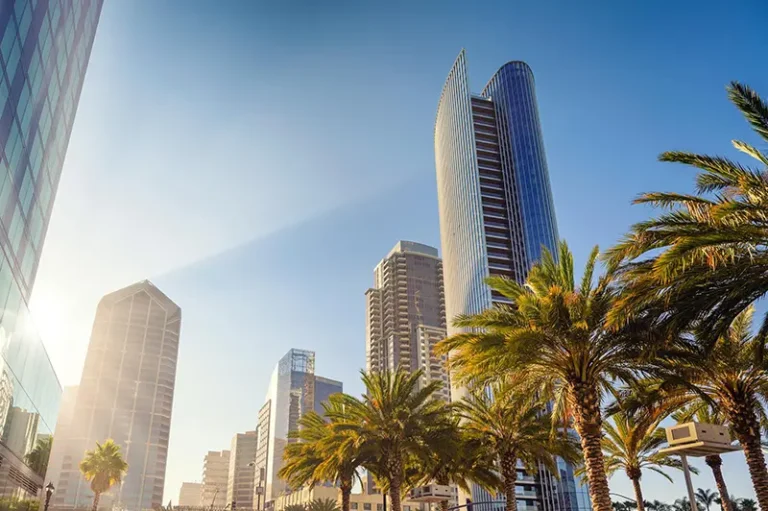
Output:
[
  {"xmin": 91, "ymin": 492, "xmax": 101, "ymax": 511},
  {"xmin": 341, "ymin": 478, "xmax": 353, "ymax": 511},
  {"xmin": 705, "ymin": 455, "xmax": 733, "ymax": 511},
  {"xmin": 388, "ymin": 454, "xmax": 403, "ymax": 511},
  {"xmin": 570, "ymin": 382, "xmax": 613, "ymax": 511},
  {"xmin": 500, "ymin": 453, "xmax": 519, "ymax": 511},
  {"xmin": 728, "ymin": 406, "xmax": 768, "ymax": 511},
  {"xmin": 630, "ymin": 476, "xmax": 645, "ymax": 511},
  {"xmin": 437, "ymin": 475, "xmax": 449, "ymax": 511}
]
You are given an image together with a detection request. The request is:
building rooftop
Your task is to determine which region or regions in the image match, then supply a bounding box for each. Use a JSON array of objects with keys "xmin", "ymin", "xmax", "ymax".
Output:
[{"xmin": 386, "ymin": 240, "xmax": 439, "ymax": 259}]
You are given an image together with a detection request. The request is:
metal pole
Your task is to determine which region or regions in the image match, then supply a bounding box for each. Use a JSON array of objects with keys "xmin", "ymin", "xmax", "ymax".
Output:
[
  {"xmin": 383, "ymin": 492, "xmax": 387, "ymax": 511},
  {"xmin": 681, "ymin": 455, "xmax": 697, "ymax": 511}
]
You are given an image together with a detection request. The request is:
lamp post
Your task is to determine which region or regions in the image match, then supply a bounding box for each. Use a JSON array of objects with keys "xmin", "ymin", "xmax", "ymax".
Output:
[
  {"xmin": 248, "ymin": 462, "xmax": 265, "ymax": 511},
  {"xmin": 43, "ymin": 482, "xmax": 55, "ymax": 511}
]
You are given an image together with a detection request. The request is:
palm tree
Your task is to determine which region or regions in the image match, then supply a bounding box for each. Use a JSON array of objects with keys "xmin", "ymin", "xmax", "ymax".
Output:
[
  {"xmin": 674, "ymin": 405, "xmax": 736, "ymax": 511},
  {"xmin": 437, "ymin": 241, "xmax": 651, "ymax": 511},
  {"xmin": 605, "ymin": 82, "xmax": 768, "ymax": 337},
  {"xmin": 674, "ymin": 499, "xmax": 701, "ymax": 511},
  {"xmin": 458, "ymin": 382, "xmax": 581, "ymax": 511},
  {"xmin": 583, "ymin": 409, "xmax": 687, "ymax": 511},
  {"xmin": 279, "ymin": 396, "xmax": 369, "ymax": 511},
  {"xmin": 738, "ymin": 499, "xmax": 758, "ymax": 511},
  {"xmin": 647, "ymin": 501, "xmax": 672, "ymax": 511},
  {"xmin": 420, "ymin": 413, "xmax": 500, "ymax": 511},
  {"xmin": 78, "ymin": 439, "xmax": 128, "ymax": 511},
  {"xmin": 24, "ymin": 436, "xmax": 52, "ymax": 477},
  {"xmin": 328, "ymin": 369, "xmax": 450, "ymax": 511},
  {"xmin": 636, "ymin": 308, "xmax": 768, "ymax": 511},
  {"xmin": 697, "ymin": 490, "xmax": 718, "ymax": 511},
  {"xmin": 307, "ymin": 499, "xmax": 340, "ymax": 511}
]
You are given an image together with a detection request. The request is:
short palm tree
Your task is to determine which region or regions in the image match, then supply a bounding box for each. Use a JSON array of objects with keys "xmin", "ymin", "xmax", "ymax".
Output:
[
  {"xmin": 606, "ymin": 83, "xmax": 768, "ymax": 339},
  {"xmin": 279, "ymin": 396, "xmax": 369, "ymax": 511},
  {"xmin": 647, "ymin": 501, "xmax": 672, "ymax": 511},
  {"xmin": 738, "ymin": 499, "xmax": 758, "ymax": 511},
  {"xmin": 674, "ymin": 405, "xmax": 736, "ymax": 511},
  {"xmin": 420, "ymin": 413, "xmax": 500, "ymax": 511},
  {"xmin": 328, "ymin": 369, "xmax": 449, "ymax": 511},
  {"xmin": 697, "ymin": 489, "xmax": 717, "ymax": 511},
  {"xmin": 581, "ymin": 409, "xmax": 686, "ymax": 511},
  {"xmin": 307, "ymin": 499, "xmax": 340, "ymax": 511},
  {"xmin": 25, "ymin": 435, "xmax": 53, "ymax": 476},
  {"xmin": 637, "ymin": 308, "xmax": 768, "ymax": 511},
  {"xmin": 79, "ymin": 439, "xmax": 128, "ymax": 511},
  {"xmin": 458, "ymin": 382, "xmax": 581, "ymax": 511},
  {"xmin": 437, "ymin": 241, "xmax": 650, "ymax": 511}
]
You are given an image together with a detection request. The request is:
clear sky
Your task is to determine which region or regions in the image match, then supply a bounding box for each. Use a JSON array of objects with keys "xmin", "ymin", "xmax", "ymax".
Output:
[{"xmin": 29, "ymin": 0, "xmax": 768, "ymax": 506}]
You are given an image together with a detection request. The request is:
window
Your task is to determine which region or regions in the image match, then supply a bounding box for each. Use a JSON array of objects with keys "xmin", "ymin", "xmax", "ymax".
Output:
[
  {"xmin": 377, "ymin": 505, "xmax": 382, "ymax": 511},
  {"xmin": 351, "ymin": 504, "xmax": 358, "ymax": 510},
  {"xmin": 0, "ymin": 23, "xmax": 17, "ymax": 62},
  {"xmin": 364, "ymin": 504, "xmax": 371, "ymax": 510}
]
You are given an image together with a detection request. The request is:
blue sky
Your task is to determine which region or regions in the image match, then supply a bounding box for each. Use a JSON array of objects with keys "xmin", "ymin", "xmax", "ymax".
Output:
[{"xmin": 30, "ymin": 0, "xmax": 768, "ymax": 505}]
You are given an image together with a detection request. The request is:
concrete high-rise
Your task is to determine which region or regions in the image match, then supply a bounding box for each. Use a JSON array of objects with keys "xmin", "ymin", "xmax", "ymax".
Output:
[
  {"xmin": 364, "ymin": 241, "xmax": 449, "ymax": 400},
  {"xmin": 227, "ymin": 431, "xmax": 258, "ymax": 510},
  {"xmin": 435, "ymin": 51, "xmax": 590, "ymax": 511},
  {"xmin": 0, "ymin": 0, "xmax": 103, "ymax": 500},
  {"xmin": 46, "ymin": 281, "xmax": 181, "ymax": 511},
  {"xmin": 202, "ymin": 450, "xmax": 231, "ymax": 508},
  {"xmin": 255, "ymin": 350, "xmax": 342, "ymax": 509}
]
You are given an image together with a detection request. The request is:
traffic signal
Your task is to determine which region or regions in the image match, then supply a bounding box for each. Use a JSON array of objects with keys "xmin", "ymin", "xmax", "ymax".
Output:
[{"xmin": 232, "ymin": 501, "xmax": 237, "ymax": 510}]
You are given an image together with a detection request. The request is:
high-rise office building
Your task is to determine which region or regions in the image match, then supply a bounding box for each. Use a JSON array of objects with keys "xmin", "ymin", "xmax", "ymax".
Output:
[
  {"xmin": 255, "ymin": 349, "xmax": 342, "ymax": 508},
  {"xmin": 46, "ymin": 280, "xmax": 181, "ymax": 511},
  {"xmin": 179, "ymin": 482, "xmax": 203, "ymax": 508},
  {"xmin": 364, "ymin": 241, "xmax": 449, "ymax": 400},
  {"xmin": 434, "ymin": 50, "xmax": 590, "ymax": 511},
  {"xmin": 227, "ymin": 431, "xmax": 258, "ymax": 510},
  {"xmin": 0, "ymin": 0, "xmax": 102, "ymax": 501},
  {"xmin": 202, "ymin": 450, "xmax": 231, "ymax": 508}
]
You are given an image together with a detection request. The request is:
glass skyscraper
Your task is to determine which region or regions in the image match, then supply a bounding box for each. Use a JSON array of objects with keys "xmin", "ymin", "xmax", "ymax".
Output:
[
  {"xmin": 0, "ymin": 0, "xmax": 102, "ymax": 502},
  {"xmin": 255, "ymin": 349, "xmax": 342, "ymax": 510},
  {"xmin": 434, "ymin": 50, "xmax": 590, "ymax": 511}
]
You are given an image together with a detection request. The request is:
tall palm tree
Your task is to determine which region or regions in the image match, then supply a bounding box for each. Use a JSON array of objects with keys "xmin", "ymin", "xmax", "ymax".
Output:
[
  {"xmin": 25, "ymin": 435, "xmax": 53, "ymax": 477},
  {"xmin": 279, "ymin": 396, "xmax": 369, "ymax": 511},
  {"xmin": 606, "ymin": 83, "xmax": 768, "ymax": 339},
  {"xmin": 673, "ymin": 405, "xmax": 736, "ymax": 511},
  {"xmin": 328, "ymin": 369, "xmax": 450, "ymax": 511},
  {"xmin": 636, "ymin": 308, "xmax": 768, "ymax": 511},
  {"xmin": 78, "ymin": 439, "xmax": 128, "ymax": 511},
  {"xmin": 437, "ymin": 241, "xmax": 651, "ymax": 511},
  {"xmin": 457, "ymin": 382, "xmax": 581, "ymax": 511},
  {"xmin": 420, "ymin": 413, "xmax": 500, "ymax": 511},
  {"xmin": 582, "ymin": 409, "xmax": 686, "ymax": 511},
  {"xmin": 697, "ymin": 489, "xmax": 718, "ymax": 511}
]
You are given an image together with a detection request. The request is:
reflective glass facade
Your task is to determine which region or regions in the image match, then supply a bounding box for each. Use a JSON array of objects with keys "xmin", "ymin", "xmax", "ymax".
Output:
[
  {"xmin": 434, "ymin": 51, "xmax": 590, "ymax": 511},
  {"xmin": 47, "ymin": 281, "xmax": 181, "ymax": 511},
  {"xmin": 0, "ymin": 0, "xmax": 102, "ymax": 503},
  {"xmin": 257, "ymin": 350, "xmax": 342, "ymax": 509}
]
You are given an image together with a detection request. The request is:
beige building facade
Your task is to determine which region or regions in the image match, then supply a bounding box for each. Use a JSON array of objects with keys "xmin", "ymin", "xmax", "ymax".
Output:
[
  {"xmin": 179, "ymin": 482, "xmax": 203, "ymax": 507},
  {"xmin": 227, "ymin": 431, "xmax": 258, "ymax": 509},
  {"xmin": 202, "ymin": 450, "xmax": 231, "ymax": 508}
]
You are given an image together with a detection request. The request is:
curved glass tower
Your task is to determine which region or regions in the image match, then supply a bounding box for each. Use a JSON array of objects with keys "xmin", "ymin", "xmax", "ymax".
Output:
[{"xmin": 435, "ymin": 50, "xmax": 590, "ymax": 511}]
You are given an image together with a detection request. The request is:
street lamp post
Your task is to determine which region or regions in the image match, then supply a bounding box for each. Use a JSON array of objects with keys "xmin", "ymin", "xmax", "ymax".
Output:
[{"xmin": 43, "ymin": 482, "xmax": 54, "ymax": 511}]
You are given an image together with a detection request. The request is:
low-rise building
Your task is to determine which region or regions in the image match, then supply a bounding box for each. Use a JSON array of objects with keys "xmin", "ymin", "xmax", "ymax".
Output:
[
  {"xmin": 179, "ymin": 483, "xmax": 203, "ymax": 507},
  {"xmin": 273, "ymin": 486, "xmax": 434, "ymax": 511}
]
